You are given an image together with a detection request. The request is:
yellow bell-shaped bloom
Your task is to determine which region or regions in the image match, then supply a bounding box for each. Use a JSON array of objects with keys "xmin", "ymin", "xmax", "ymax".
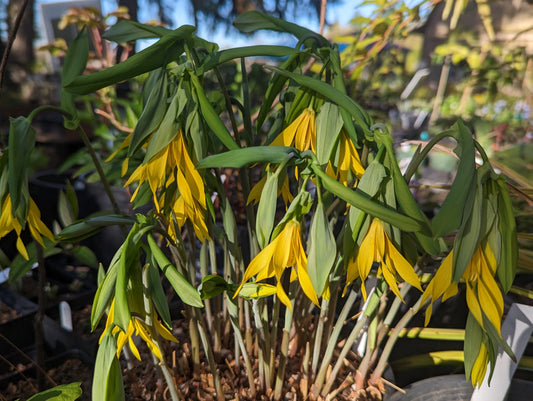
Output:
[
  {"xmin": 0, "ymin": 195, "xmax": 54, "ymax": 260},
  {"xmin": 234, "ymin": 220, "xmax": 318, "ymax": 309},
  {"xmin": 420, "ymin": 243, "xmax": 503, "ymax": 335},
  {"xmin": 99, "ymin": 299, "xmax": 178, "ymax": 361},
  {"xmin": 270, "ymin": 108, "xmax": 316, "ymax": 152},
  {"xmin": 336, "ymin": 131, "xmax": 365, "ymax": 186},
  {"xmin": 345, "ymin": 219, "xmax": 422, "ymax": 301},
  {"xmin": 125, "ymin": 130, "xmax": 209, "ymax": 242}
]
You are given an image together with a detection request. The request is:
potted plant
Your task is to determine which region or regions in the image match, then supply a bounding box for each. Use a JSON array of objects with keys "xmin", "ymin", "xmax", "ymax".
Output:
[{"xmin": 1, "ymin": 8, "xmax": 518, "ymax": 401}]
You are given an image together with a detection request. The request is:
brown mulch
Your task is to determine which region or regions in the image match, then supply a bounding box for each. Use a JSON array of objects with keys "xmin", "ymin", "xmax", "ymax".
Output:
[{"xmin": 0, "ymin": 309, "xmax": 386, "ymax": 401}]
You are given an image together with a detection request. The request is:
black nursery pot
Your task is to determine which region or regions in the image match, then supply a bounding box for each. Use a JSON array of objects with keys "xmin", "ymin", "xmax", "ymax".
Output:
[{"xmin": 0, "ymin": 285, "xmax": 95, "ymax": 388}]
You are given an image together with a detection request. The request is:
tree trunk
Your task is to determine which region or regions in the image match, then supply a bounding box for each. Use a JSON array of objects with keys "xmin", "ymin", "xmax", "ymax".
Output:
[{"xmin": 7, "ymin": 0, "xmax": 34, "ymax": 69}]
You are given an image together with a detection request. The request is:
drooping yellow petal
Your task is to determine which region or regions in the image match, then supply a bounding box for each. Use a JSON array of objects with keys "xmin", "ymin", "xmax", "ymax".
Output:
[
  {"xmin": 385, "ymin": 240, "xmax": 421, "ymax": 291},
  {"xmin": 465, "ymin": 282, "xmax": 484, "ymax": 329},
  {"xmin": 471, "ymin": 342, "xmax": 489, "ymax": 388},
  {"xmin": 27, "ymin": 199, "xmax": 54, "ymax": 245},
  {"xmin": 134, "ymin": 319, "xmax": 163, "ymax": 360},
  {"xmin": 154, "ymin": 317, "xmax": 179, "ymax": 343},
  {"xmin": 247, "ymin": 175, "xmax": 266, "ymax": 205}
]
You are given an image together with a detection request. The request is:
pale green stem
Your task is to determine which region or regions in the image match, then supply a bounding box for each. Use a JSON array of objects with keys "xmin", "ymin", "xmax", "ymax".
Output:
[
  {"xmin": 369, "ymin": 297, "xmax": 422, "ymax": 386},
  {"xmin": 252, "ymin": 299, "xmax": 270, "ymax": 392},
  {"xmin": 274, "ymin": 283, "xmax": 296, "ymax": 400},
  {"xmin": 226, "ymin": 295, "xmax": 256, "ymax": 398},
  {"xmin": 320, "ymin": 280, "xmax": 386, "ymax": 396},
  {"xmin": 311, "ymin": 297, "xmax": 329, "ymax": 375},
  {"xmin": 314, "ymin": 289, "xmax": 358, "ymax": 390}
]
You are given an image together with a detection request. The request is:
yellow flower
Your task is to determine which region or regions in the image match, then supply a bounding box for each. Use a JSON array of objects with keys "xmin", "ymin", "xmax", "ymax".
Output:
[
  {"xmin": 336, "ymin": 131, "xmax": 365, "ymax": 186},
  {"xmin": 234, "ymin": 220, "xmax": 318, "ymax": 309},
  {"xmin": 345, "ymin": 219, "xmax": 422, "ymax": 301},
  {"xmin": 99, "ymin": 299, "xmax": 178, "ymax": 361},
  {"xmin": 271, "ymin": 108, "xmax": 316, "ymax": 152},
  {"xmin": 471, "ymin": 342, "xmax": 490, "ymax": 388},
  {"xmin": 125, "ymin": 130, "xmax": 209, "ymax": 242},
  {"xmin": 420, "ymin": 243, "xmax": 503, "ymax": 334},
  {"xmin": 0, "ymin": 195, "xmax": 54, "ymax": 260}
]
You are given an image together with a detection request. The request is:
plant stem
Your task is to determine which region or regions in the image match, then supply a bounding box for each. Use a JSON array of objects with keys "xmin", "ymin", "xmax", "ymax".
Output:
[
  {"xmin": 369, "ymin": 297, "xmax": 422, "ymax": 386},
  {"xmin": 274, "ymin": 283, "xmax": 296, "ymax": 400},
  {"xmin": 34, "ymin": 242, "xmax": 46, "ymax": 390},
  {"xmin": 311, "ymin": 297, "xmax": 329, "ymax": 375},
  {"xmin": 141, "ymin": 265, "xmax": 180, "ymax": 401},
  {"xmin": 321, "ymin": 280, "xmax": 386, "ymax": 397},
  {"xmin": 314, "ymin": 289, "xmax": 358, "ymax": 391}
]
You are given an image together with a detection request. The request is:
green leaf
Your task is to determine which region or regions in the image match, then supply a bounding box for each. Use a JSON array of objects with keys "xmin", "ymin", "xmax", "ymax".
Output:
[
  {"xmin": 197, "ymin": 146, "xmax": 297, "ymax": 169},
  {"xmin": 147, "ymin": 234, "xmax": 203, "ymax": 307},
  {"xmin": 143, "ymin": 89, "xmax": 180, "ymax": 162},
  {"xmin": 60, "ymin": 27, "xmax": 88, "ymax": 129},
  {"xmin": 197, "ymin": 45, "xmax": 299, "ymax": 74},
  {"xmin": 146, "ymin": 262, "xmax": 172, "ymax": 328},
  {"xmin": 307, "ymin": 200, "xmax": 336, "ymax": 297},
  {"xmin": 91, "ymin": 248, "xmax": 121, "ymax": 330},
  {"xmin": 92, "ymin": 334, "xmax": 124, "ymax": 401},
  {"xmin": 65, "ymin": 25, "xmax": 196, "ymax": 95},
  {"xmin": 189, "ymin": 73, "xmax": 239, "ymax": 151},
  {"xmin": 256, "ymin": 169, "xmax": 278, "ymax": 249},
  {"xmin": 464, "ymin": 312, "xmax": 484, "ymax": 382},
  {"xmin": 103, "ymin": 20, "xmax": 171, "ymax": 42},
  {"xmin": 316, "ymin": 102, "xmax": 343, "ymax": 165},
  {"xmin": 72, "ymin": 245, "xmax": 99, "ymax": 268},
  {"xmin": 8, "ymin": 117, "xmax": 35, "ymax": 212},
  {"xmin": 198, "ymin": 274, "xmax": 228, "ymax": 300},
  {"xmin": 310, "ymin": 163, "xmax": 422, "ymax": 232},
  {"xmin": 233, "ymin": 11, "xmax": 330, "ymax": 48},
  {"xmin": 27, "ymin": 382, "xmax": 82, "ymax": 401},
  {"xmin": 452, "ymin": 170, "xmax": 483, "ymax": 282},
  {"xmin": 58, "ymin": 184, "xmax": 77, "ymax": 227},
  {"xmin": 495, "ymin": 177, "xmax": 517, "ymax": 292},
  {"xmin": 56, "ymin": 213, "xmax": 135, "ymax": 242},
  {"xmin": 114, "ymin": 227, "xmax": 137, "ymax": 331},
  {"xmin": 432, "ymin": 120, "xmax": 476, "ymax": 237},
  {"xmin": 128, "ymin": 68, "xmax": 169, "ymax": 156}
]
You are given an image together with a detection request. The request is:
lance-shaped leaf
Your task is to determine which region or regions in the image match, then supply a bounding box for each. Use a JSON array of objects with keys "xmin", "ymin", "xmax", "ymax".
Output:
[
  {"xmin": 103, "ymin": 19, "xmax": 172, "ymax": 43},
  {"xmin": 128, "ymin": 68, "xmax": 169, "ymax": 156},
  {"xmin": 27, "ymin": 382, "xmax": 82, "ymax": 401},
  {"xmin": 147, "ymin": 234, "xmax": 203, "ymax": 307},
  {"xmin": 495, "ymin": 176, "xmax": 517, "ymax": 292},
  {"xmin": 143, "ymin": 89, "xmax": 181, "ymax": 162},
  {"xmin": 307, "ymin": 200, "xmax": 336, "ymax": 297},
  {"xmin": 189, "ymin": 73, "xmax": 239, "ymax": 151},
  {"xmin": 233, "ymin": 11, "xmax": 330, "ymax": 48},
  {"xmin": 199, "ymin": 274, "xmax": 228, "ymax": 300},
  {"xmin": 92, "ymin": 334, "xmax": 125, "ymax": 401},
  {"xmin": 310, "ymin": 163, "xmax": 422, "ymax": 232},
  {"xmin": 432, "ymin": 120, "xmax": 476, "ymax": 237},
  {"xmin": 316, "ymin": 102, "xmax": 343, "ymax": 165},
  {"xmin": 65, "ymin": 25, "xmax": 196, "ymax": 95},
  {"xmin": 91, "ymin": 249, "xmax": 120, "ymax": 330},
  {"xmin": 114, "ymin": 226, "xmax": 139, "ymax": 331},
  {"xmin": 61, "ymin": 26, "xmax": 88, "ymax": 129},
  {"xmin": 464, "ymin": 312, "xmax": 485, "ymax": 385},
  {"xmin": 147, "ymin": 262, "xmax": 172, "ymax": 328},
  {"xmin": 197, "ymin": 146, "xmax": 297, "ymax": 169},
  {"xmin": 56, "ymin": 213, "xmax": 135, "ymax": 242},
  {"xmin": 256, "ymin": 169, "xmax": 278, "ymax": 249},
  {"xmin": 452, "ymin": 169, "xmax": 484, "ymax": 282},
  {"xmin": 197, "ymin": 45, "xmax": 300, "ymax": 74},
  {"xmin": 265, "ymin": 66, "xmax": 371, "ymax": 134},
  {"xmin": 8, "ymin": 117, "xmax": 35, "ymax": 212}
]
